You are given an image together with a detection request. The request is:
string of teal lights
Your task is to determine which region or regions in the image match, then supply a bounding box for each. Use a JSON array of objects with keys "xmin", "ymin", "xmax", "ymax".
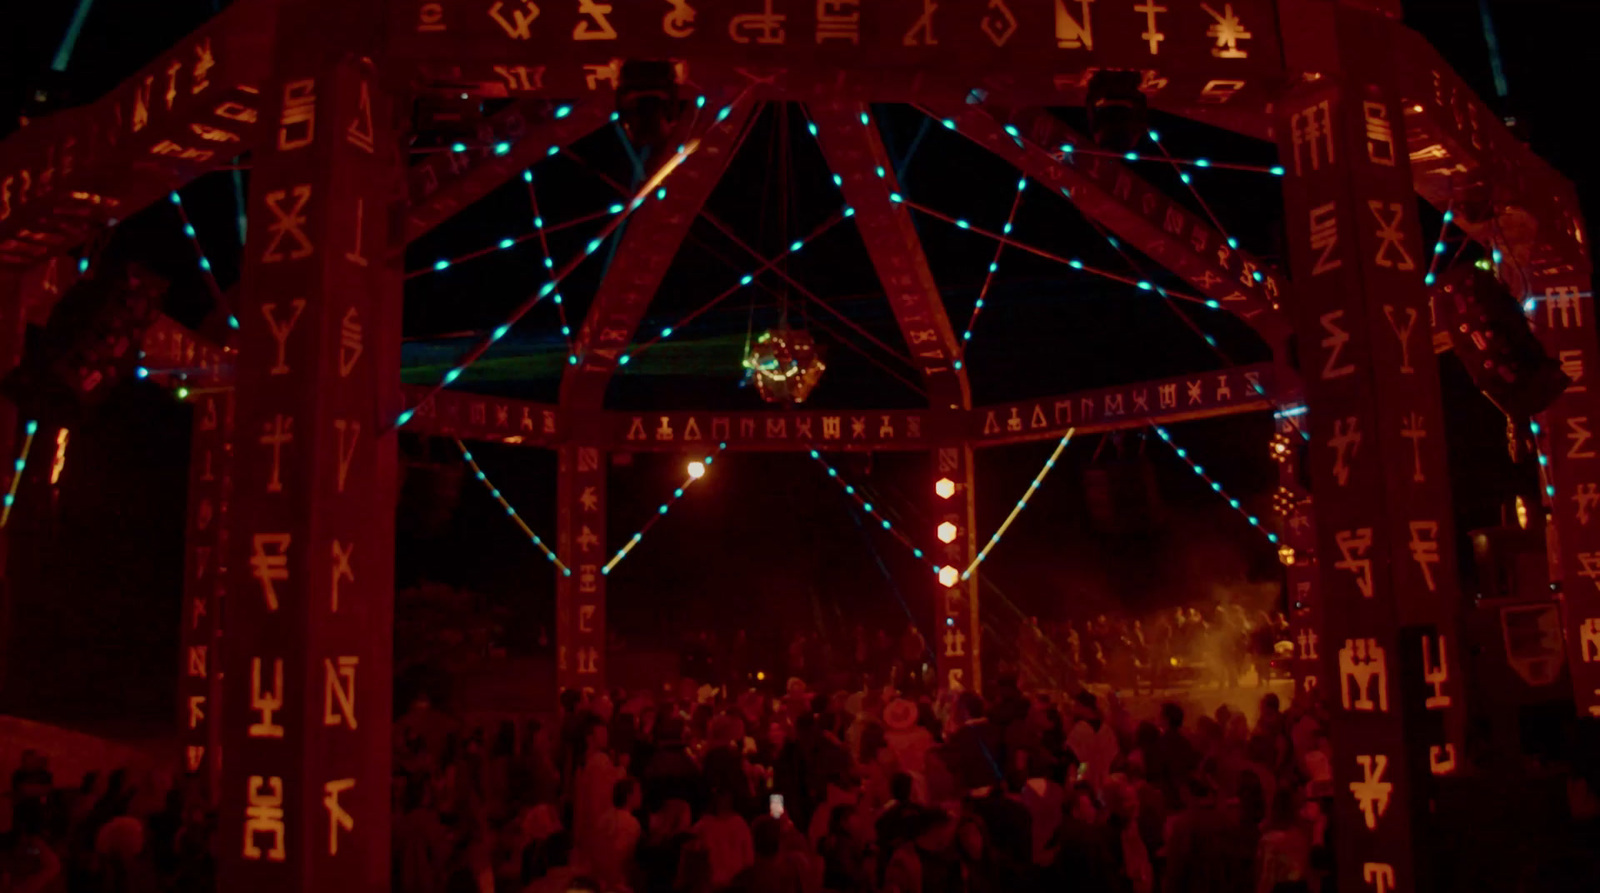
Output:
[
  {"xmin": 396, "ymin": 98, "xmax": 747, "ymax": 429},
  {"xmin": 956, "ymin": 175, "xmax": 1026, "ymax": 365},
  {"xmin": 603, "ymin": 445, "xmax": 725, "ymax": 575},
  {"xmin": 1152, "ymin": 424, "xmax": 1280, "ymax": 547},
  {"xmin": 521, "ymin": 168, "xmax": 577, "ymax": 354},
  {"xmin": 454, "ymin": 439, "xmax": 568, "ymax": 574},
  {"xmin": 1, "ymin": 421, "xmax": 38, "ymax": 528},
  {"xmin": 169, "ymin": 190, "xmax": 238, "ymax": 330},
  {"xmin": 807, "ymin": 448, "xmax": 939, "ymax": 573}
]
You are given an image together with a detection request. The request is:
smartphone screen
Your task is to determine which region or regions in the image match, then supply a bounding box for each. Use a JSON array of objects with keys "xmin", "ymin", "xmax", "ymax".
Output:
[{"xmin": 769, "ymin": 793, "xmax": 785, "ymax": 819}]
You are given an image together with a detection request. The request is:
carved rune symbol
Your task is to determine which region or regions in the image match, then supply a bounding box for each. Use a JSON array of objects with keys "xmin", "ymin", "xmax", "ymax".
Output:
[
  {"xmin": 1330, "ymin": 417, "xmax": 1361, "ymax": 486},
  {"xmin": 261, "ymin": 185, "xmax": 314, "ymax": 263},
  {"xmin": 1368, "ymin": 201, "xmax": 1416, "ymax": 271},
  {"xmin": 1350, "ymin": 755, "xmax": 1392, "ymax": 830}
]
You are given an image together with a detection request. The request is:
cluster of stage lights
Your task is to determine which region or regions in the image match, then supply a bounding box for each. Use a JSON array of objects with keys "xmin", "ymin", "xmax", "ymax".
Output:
[
  {"xmin": 454, "ymin": 439, "xmax": 568, "ymax": 574},
  {"xmin": 1, "ymin": 421, "xmax": 38, "ymax": 528},
  {"xmin": 1152, "ymin": 424, "xmax": 1280, "ymax": 547},
  {"xmin": 602, "ymin": 446, "xmax": 725, "ymax": 575}
]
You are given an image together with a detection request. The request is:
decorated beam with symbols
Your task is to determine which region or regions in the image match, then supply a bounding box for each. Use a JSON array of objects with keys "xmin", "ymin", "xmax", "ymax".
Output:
[
  {"xmin": 925, "ymin": 97, "xmax": 1291, "ymax": 352},
  {"xmin": 389, "ymin": 0, "xmax": 1282, "ymax": 106},
  {"xmin": 811, "ymin": 98, "xmax": 968, "ymax": 405},
  {"xmin": 611, "ymin": 408, "xmax": 954, "ymax": 451},
  {"xmin": 402, "ymin": 100, "xmax": 611, "ymax": 244},
  {"xmin": 0, "ymin": 0, "xmax": 275, "ymax": 269},
  {"xmin": 560, "ymin": 95, "xmax": 756, "ymax": 409},
  {"xmin": 972, "ymin": 363, "xmax": 1275, "ymax": 447},
  {"xmin": 398, "ymin": 386, "xmax": 563, "ymax": 445}
]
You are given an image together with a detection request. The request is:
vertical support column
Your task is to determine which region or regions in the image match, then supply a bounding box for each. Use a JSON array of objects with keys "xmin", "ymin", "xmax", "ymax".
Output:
[
  {"xmin": 1274, "ymin": 411, "xmax": 1323, "ymax": 696},
  {"xmin": 1276, "ymin": 14, "xmax": 1468, "ymax": 891},
  {"xmin": 556, "ymin": 445, "xmax": 605, "ymax": 693},
  {"xmin": 933, "ymin": 446, "xmax": 979, "ymax": 694},
  {"xmin": 0, "ymin": 270, "xmax": 24, "ymax": 693},
  {"xmin": 1525, "ymin": 260, "xmax": 1600, "ymax": 714},
  {"xmin": 218, "ymin": 14, "xmax": 399, "ymax": 892},
  {"xmin": 179, "ymin": 389, "xmax": 234, "ymax": 805}
]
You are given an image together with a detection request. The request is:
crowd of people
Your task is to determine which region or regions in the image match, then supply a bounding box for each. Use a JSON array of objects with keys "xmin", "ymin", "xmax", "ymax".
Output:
[
  {"xmin": 384, "ymin": 672, "xmax": 1341, "ymax": 893},
  {"xmin": 682, "ymin": 607, "xmax": 1291, "ymax": 701},
  {"xmin": 6, "ymin": 616, "xmax": 1598, "ymax": 893}
]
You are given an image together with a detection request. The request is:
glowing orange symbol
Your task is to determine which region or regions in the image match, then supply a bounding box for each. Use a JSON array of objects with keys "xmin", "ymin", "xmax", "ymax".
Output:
[
  {"xmin": 935, "ymin": 477, "xmax": 956, "ymax": 499},
  {"xmin": 938, "ymin": 566, "xmax": 960, "ymax": 587},
  {"xmin": 937, "ymin": 522, "xmax": 958, "ymax": 543}
]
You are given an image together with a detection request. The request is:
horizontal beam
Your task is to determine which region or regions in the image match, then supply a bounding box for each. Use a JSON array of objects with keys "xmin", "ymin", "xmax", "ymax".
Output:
[
  {"xmin": 0, "ymin": 0, "xmax": 275, "ymax": 269},
  {"xmin": 145, "ymin": 317, "xmax": 1276, "ymax": 450},
  {"xmin": 611, "ymin": 408, "xmax": 957, "ymax": 452},
  {"xmin": 390, "ymin": 0, "xmax": 1283, "ymax": 106},
  {"xmin": 402, "ymin": 100, "xmax": 611, "ymax": 244},
  {"xmin": 970, "ymin": 362, "xmax": 1275, "ymax": 447}
]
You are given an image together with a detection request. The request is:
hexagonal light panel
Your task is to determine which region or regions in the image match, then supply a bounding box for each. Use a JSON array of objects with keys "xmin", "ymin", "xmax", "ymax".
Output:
[
  {"xmin": 935, "ymin": 477, "xmax": 956, "ymax": 499},
  {"xmin": 938, "ymin": 565, "xmax": 960, "ymax": 587},
  {"xmin": 937, "ymin": 521, "xmax": 958, "ymax": 543}
]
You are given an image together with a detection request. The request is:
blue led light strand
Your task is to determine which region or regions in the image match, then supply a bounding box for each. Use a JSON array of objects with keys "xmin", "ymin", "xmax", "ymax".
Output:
[
  {"xmin": 899, "ymin": 197, "xmax": 1215, "ymax": 308},
  {"xmin": 1152, "ymin": 425, "xmax": 1280, "ymax": 546},
  {"xmin": 958, "ymin": 176, "xmax": 1026, "ymax": 358},
  {"xmin": 1, "ymin": 420, "xmax": 39, "ymax": 528},
  {"xmin": 406, "ymin": 205, "xmax": 619, "ymax": 281},
  {"xmin": 961, "ymin": 429, "xmax": 1074, "ymax": 579},
  {"xmin": 1423, "ymin": 202, "xmax": 1456, "ymax": 288},
  {"xmin": 398, "ymin": 103, "xmax": 746, "ymax": 429},
  {"xmin": 623, "ymin": 209, "xmax": 851, "ymax": 363},
  {"xmin": 1049, "ymin": 140, "xmax": 1283, "ymax": 175},
  {"xmin": 522, "ymin": 169, "xmax": 577, "ymax": 352},
  {"xmin": 1146, "ymin": 133, "xmax": 1247, "ymax": 260},
  {"xmin": 808, "ymin": 448, "xmax": 941, "ymax": 572},
  {"xmin": 169, "ymin": 191, "xmax": 236, "ymax": 327},
  {"xmin": 455, "ymin": 439, "xmax": 569, "ymax": 573},
  {"xmin": 603, "ymin": 445, "xmax": 725, "ymax": 575}
]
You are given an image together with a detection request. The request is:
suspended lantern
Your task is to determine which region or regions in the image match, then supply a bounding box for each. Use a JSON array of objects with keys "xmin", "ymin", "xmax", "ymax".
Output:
[{"xmin": 743, "ymin": 327, "xmax": 826, "ymax": 404}]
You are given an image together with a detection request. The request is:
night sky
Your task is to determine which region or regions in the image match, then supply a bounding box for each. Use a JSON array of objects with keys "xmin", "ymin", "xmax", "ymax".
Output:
[{"xmin": 0, "ymin": 1, "xmax": 1593, "ymax": 728}]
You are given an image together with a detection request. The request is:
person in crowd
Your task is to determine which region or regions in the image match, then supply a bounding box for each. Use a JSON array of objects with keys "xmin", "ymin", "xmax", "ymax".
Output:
[
  {"xmin": 693, "ymin": 790, "xmax": 754, "ymax": 889},
  {"xmin": 590, "ymin": 778, "xmax": 643, "ymax": 890},
  {"xmin": 818, "ymin": 802, "xmax": 873, "ymax": 893},
  {"xmin": 1067, "ymin": 691, "xmax": 1119, "ymax": 794}
]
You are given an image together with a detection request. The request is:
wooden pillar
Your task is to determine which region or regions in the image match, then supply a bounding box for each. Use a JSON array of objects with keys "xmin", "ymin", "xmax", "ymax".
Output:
[
  {"xmin": 179, "ymin": 389, "xmax": 233, "ymax": 805},
  {"xmin": 1524, "ymin": 260, "xmax": 1600, "ymax": 715},
  {"xmin": 1274, "ymin": 408, "xmax": 1323, "ymax": 695},
  {"xmin": 1276, "ymin": 11, "xmax": 1469, "ymax": 891},
  {"xmin": 556, "ymin": 445, "xmax": 606, "ymax": 693},
  {"xmin": 218, "ymin": 5, "xmax": 400, "ymax": 888},
  {"xmin": 933, "ymin": 446, "xmax": 979, "ymax": 694}
]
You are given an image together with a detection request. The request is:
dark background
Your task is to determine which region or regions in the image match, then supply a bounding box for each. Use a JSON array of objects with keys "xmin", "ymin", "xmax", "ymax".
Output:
[{"xmin": 0, "ymin": 1, "xmax": 1592, "ymax": 729}]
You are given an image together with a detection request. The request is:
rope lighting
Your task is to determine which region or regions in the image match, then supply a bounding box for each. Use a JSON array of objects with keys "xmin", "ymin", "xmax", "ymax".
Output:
[
  {"xmin": 957, "ymin": 175, "xmax": 1026, "ymax": 364},
  {"xmin": 407, "ymin": 205, "xmax": 619, "ymax": 281},
  {"xmin": 808, "ymin": 448, "xmax": 941, "ymax": 573},
  {"xmin": 1423, "ymin": 203, "xmax": 1456, "ymax": 288},
  {"xmin": 169, "ymin": 191, "xmax": 237, "ymax": 330},
  {"xmin": 397, "ymin": 100, "xmax": 748, "ymax": 430},
  {"xmin": 961, "ymin": 429, "xmax": 1074, "ymax": 579},
  {"xmin": 522, "ymin": 168, "xmax": 577, "ymax": 352},
  {"xmin": 620, "ymin": 209, "xmax": 850, "ymax": 363},
  {"xmin": 1153, "ymin": 424, "xmax": 1280, "ymax": 546},
  {"xmin": 603, "ymin": 445, "xmax": 725, "ymax": 575},
  {"xmin": 1, "ymin": 421, "xmax": 39, "ymax": 528},
  {"xmin": 898, "ymin": 197, "xmax": 1215, "ymax": 309},
  {"xmin": 455, "ymin": 440, "xmax": 569, "ymax": 574}
]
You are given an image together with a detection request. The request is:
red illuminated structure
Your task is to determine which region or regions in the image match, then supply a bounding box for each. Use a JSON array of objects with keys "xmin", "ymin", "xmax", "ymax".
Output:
[{"xmin": 0, "ymin": 1, "xmax": 1594, "ymax": 891}]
